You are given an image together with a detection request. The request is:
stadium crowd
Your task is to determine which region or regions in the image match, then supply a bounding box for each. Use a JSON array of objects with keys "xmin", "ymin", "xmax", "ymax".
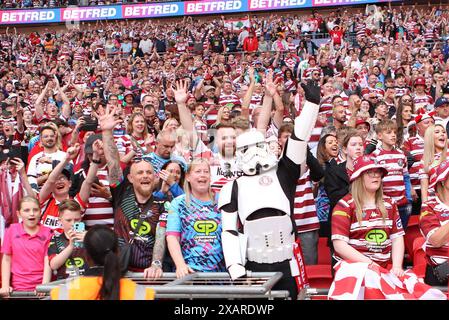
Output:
[
  {"xmin": 0, "ymin": 0, "xmax": 155, "ymax": 9},
  {"xmin": 1, "ymin": 2, "xmax": 449, "ymax": 299}
]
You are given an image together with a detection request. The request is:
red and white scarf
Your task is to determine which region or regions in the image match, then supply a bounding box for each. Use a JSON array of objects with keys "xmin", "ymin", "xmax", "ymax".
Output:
[{"xmin": 328, "ymin": 261, "xmax": 447, "ymax": 300}]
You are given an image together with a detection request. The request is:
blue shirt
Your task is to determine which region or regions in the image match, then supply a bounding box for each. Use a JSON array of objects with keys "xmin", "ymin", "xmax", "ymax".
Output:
[
  {"xmin": 142, "ymin": 152, "xmax": 187, "ymax": 174},
  {"xmin": 166, "ymin": 194, "xmax": 225, "ymax": 272}
]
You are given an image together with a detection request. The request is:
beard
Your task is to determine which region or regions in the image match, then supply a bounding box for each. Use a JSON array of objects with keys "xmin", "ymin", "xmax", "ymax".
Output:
[{"xmin": 133, "ymin": 183, "xmax": 153, "ymax": 198}]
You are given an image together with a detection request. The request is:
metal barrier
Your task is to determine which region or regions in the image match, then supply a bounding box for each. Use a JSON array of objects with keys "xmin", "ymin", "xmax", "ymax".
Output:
[
  {"xmin": 35, "ymin": 271, "xmax": 290, "ymax": 300},
  {"xmin": 299, "ymin": 286, "xmax": 449, "ymax": 300}
]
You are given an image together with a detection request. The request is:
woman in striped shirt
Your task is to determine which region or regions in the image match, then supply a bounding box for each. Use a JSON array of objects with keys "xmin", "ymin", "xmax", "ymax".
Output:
[
  {"xmin": 420, "ymin": 124, "xmax": 448, "ymax": 203},
  {"xmin": 331, "ymin": 156, "xmax": 405, "ymax": 276}
]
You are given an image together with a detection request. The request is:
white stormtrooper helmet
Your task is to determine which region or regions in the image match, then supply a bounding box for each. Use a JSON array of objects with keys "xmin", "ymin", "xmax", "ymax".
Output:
[{"xmin": 236, "ymin": 130, "xmax": 278, "ymax": 175}]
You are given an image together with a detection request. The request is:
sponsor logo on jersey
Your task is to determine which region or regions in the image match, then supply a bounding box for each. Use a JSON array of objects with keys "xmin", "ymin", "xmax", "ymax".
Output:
[
  {"xmin": 65, "ymin": 257, "xmax": 85, "ymax": 269},
  {"xmin": 130, "ymin": 219, "xmax": 151, "ymax": 236},
  {"xmin": 365, "ymin": 229, "xmax": 387, "ymax": 245},
  {"xmin": 194, "ymin": 220, "xmax": 218, "ymax": 236}
]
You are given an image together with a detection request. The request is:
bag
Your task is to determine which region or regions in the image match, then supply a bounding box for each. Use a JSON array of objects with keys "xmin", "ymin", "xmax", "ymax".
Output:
[
  {"xmin": 119, "ymin": 242, "xmax": 132, "ymax": 275},
  {"xmin": 119, "ymin": 201, "xmax": 153, "ymax": 274},
  {"xmin": 432, "ymin": 261, "xmax": 449, "ymax": 283}
]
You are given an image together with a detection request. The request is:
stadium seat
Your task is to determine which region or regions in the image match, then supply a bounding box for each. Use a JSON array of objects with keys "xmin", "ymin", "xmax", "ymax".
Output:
[
  {"xmin": 411, "ymin": 237, "xmax": 426, "ymax": 279},
  {"xmin": 305, "ymin": 264, "xmax": 333, "ymax": 289},
  {"xmin": 404, "ymin": 215, "xmax": 421, "ymax": 263},
  {"xmin": 317, "ymin": 237, "xmax": 332, "ymax": 265}
]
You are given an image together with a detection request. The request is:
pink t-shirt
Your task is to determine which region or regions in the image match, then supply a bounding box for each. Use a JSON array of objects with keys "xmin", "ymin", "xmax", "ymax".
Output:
[{"xmin": 1, "ymin": 223, "xmax": 52, "ymax": 291}]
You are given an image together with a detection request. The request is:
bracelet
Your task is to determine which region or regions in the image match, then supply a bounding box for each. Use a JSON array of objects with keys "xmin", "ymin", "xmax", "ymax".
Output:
[{"xmin": 91, "ymin": 159, "xmax": 101, "ymax": 164}]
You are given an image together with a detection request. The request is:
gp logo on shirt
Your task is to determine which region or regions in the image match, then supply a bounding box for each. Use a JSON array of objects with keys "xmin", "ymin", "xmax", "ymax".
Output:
[
  {"xmin": 65, "ymin": 257, "xmax": 85, "ymax": 268},
  {"xmin": 130, "ymin": 219, "xmax": 151, "ymax": 236},
  {"xmin": 194, "ymin": 220, "xmax": 218, "ymax": 235},
  {"xmin": 365, "ymin": 229, "xmax": 387, "ymax": 245}
]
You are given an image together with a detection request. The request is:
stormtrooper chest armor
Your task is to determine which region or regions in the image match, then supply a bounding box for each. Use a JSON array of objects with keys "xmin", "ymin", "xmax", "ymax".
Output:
[
  {"xmin": 236, "ymin": 169, "xmax": 295, "ymax": 264},
  {"xmin": 236, "ymin": 169, "xmax": 291, "ymax": 219}
]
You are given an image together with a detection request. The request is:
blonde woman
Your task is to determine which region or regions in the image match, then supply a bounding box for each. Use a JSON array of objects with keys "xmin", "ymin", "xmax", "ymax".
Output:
[
  {"xmin": 420, "ymin": 124, "xmax": 448, "ymax": 203},
  {"xmin": 419, "ymin": 160, "xmax": 449, "ymax": 286},
  {"xmin": 121, "ymin": 113, "xmax": 154, "ymax": 163},
  {"xmin": 331, "ymin": 156, "xmax": 405, "ymax": 277},
  {"xmin": 210, "ymin": 105, "xmax": 231, "ymax": 129},
  {"xmin": 162, "ymin": 118, "xmax": 180, "ymax": 131},
  {"xmin": 166, "ymin": 158, "xmax": 225, "ymax": 278}
]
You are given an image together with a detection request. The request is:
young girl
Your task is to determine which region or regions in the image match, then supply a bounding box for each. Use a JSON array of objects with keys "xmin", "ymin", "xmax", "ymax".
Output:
[
  {"xmin": 0, "ymin": 197, "xmax": 53, "ymax": 296},
  {"xmin": 331, "ymin": 156, "xmax": 405, "ymax": 276},
  {"xmin": 166, "ymin": 158, "xmax": 225, "ymax": 278}
]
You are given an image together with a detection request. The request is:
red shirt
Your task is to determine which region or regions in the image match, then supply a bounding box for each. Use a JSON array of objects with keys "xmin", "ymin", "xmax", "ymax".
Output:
[
  {"xmin": 329, "ymin": 30, "xmax": 344, "ymax": 45},
  {"xmin": 243, "ymin": 36, "xmax": 258, "ymax": 52},
  {"xmin": 39, "ymin": 193, "xmax": 87, "ymax": 235},
  {"xmin": 293, "ymin": 170, "xmax": 319, "ymax": 233},
  {"xmin": 403, "ymin": 135, "xmax": 425, "ymax": 190},
  {"xmin": 331, "ymin": 194, "xmax": 404, "ymax": 267},
  {"xmin": 373, "ymin": 148, "xmax": 409, "ymax": 207},
  {"xmin": 420, "ymin": 197, "xmax": 449, "ymax": 267}
]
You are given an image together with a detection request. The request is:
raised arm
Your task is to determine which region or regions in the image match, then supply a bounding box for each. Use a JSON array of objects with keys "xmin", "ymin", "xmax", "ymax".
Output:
[
  {"xmin": 11, "ymin": 157, "xmax": 36, "ymax": 198},
  {"xmin": 39, "ymin": 144, "xmax": 79, "ymax": 202},
  {"xmin": 256, "ymin": 70, "xmax": 276, "ymax": 133},
  {"xmin": 98, "ymin": 105, "xmax": 124, "ymax": 186},
  {"xmin": 78, "ymin": 140, "xmax": 101, "ymax": 204},
  {"xmin": 54, "ymin": 75, "xmax": 71, "ymax": 120},
  {"xmin": 241, "ymin": 67, "xmax": 256, "ymax": 120},
  {"xmin": 174, "ymin": 80, "xmax": 199, "ymax": 149},
  {"xmin": 34, "ymin": 82, "xmax": 50, "ymax": 120}
]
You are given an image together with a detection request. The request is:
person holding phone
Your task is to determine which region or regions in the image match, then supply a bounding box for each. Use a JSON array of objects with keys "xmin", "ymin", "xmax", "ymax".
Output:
[{"xmin": 45, "ymin": 199, "xmax": 89, "ymax": 280}]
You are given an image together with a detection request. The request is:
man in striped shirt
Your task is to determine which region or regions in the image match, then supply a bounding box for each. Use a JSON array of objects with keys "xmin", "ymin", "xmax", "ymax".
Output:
[
  {"xmin": 175, "ymin": 80, "xmax": 242, "ymax": 193},
  {"xmin": 70, "ymin": 134, "xmax": 115, "ymax": 229}
]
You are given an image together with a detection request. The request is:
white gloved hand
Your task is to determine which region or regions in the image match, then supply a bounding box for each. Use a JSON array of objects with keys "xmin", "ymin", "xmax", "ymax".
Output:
[{"xmin": 228, "ymin": 264, "xmax": 246, "ymax": 280}]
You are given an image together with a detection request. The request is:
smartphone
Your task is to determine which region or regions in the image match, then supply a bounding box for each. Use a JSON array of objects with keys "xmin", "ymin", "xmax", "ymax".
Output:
[{"xmin": 73, "ymin": 222, "xmax": 85, "ymax": 233}]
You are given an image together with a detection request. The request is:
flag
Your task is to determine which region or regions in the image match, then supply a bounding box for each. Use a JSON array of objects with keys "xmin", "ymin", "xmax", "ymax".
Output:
[
  {"xmin": 0, "ymin": 168, "xmax": 22, "ymax": 228},
  {"xmin": 291, "ymin": 238, "xmax": 310, "ymax": 293},
  {"xmin": 328, "ymin": 261, "xmax": 447, "ymax": 300},
  {"xmin": 224, "ymin": 17, "xmax": 250, "ymax": 33}
]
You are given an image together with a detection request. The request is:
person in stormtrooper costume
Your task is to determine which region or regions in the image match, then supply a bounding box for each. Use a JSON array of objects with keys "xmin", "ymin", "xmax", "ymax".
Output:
[{"xmin": 218, "ymin": 81, "xmax": 321, "ymax": 299}]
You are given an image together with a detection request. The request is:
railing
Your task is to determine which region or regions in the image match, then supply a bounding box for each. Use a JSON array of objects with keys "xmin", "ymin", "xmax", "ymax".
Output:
[{"xmin": 34, "ymin": 272, "xmax": 290, "ymax": 300}]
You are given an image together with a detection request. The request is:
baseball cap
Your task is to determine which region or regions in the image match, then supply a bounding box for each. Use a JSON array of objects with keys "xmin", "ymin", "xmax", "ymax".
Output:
[
  {"xmin": 204, "ymin": 85, "xmax": 215, "ymax": 92},
  {"xmin": 355, "ymin": 119, "xmax": 370, "ymax": 131},
  {"xmin": 434, "ymin": 97, "xmax": 449, "ymax": 109},
  {"xmin": 52, "ymin": 161, "xmax": 73, "ymax": 180},
  {"xmin": 84, "ymin": 134, "xmax": 102, "ymax": 154}
]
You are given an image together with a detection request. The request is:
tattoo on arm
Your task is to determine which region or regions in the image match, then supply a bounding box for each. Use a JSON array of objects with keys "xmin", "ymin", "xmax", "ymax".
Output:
[
  {"xmin": 103, "ymin": 131, "xmax": 122, "ymax": 185},
  {"xmin": 152, "ymin": 225, "xmax": 166, "ymax": 263}
]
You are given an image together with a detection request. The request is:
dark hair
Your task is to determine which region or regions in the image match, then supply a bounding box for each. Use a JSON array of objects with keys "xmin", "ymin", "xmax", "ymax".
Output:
[
  {"xmin": 317, "ymin": 133, "xmax": 337, "ymax": 165},
  {"xmin": 395, "ymin": 95, "xmax": 414, "ymax": 147},
  {"xmin": 158, "ymin": 160, "xmax": 186, "ymax": 191},
  {"xmin": 84, "ymin": 225, "xmax": 120, "ymax": 300}
]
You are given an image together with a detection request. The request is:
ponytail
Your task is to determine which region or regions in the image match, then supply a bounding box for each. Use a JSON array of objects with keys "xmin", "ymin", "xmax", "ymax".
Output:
[
  {"xmin": 84, "ymin": 225, "xmax": 121, "ymax": 300},
  {"xmin": 99, "ymin": 250, "xmax": 121, "ymax": 300}
]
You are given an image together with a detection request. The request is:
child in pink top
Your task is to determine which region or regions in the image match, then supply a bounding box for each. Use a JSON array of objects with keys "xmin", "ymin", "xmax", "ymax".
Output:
[{"xmin": 0, "ymin": 196, "xmax": 52, "ymax": 295}]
